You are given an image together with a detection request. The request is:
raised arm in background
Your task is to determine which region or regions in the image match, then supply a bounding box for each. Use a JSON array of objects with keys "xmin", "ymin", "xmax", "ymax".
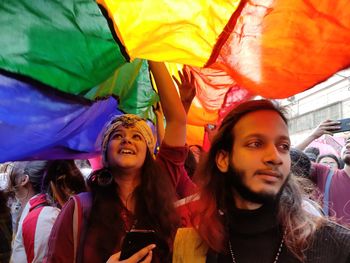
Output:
[
  {"xmin": 172, "ymin": 69, "xmax": 196, "ymax": 114},
  {"xmin": 295, "ymin": 120, "xmax": 340, "ymax": 151}
]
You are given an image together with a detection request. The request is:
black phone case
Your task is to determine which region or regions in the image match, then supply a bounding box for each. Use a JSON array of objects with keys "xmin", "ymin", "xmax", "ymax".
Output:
[
  {"xmin": 119, "ymin": 230, "xmax": 157, "ymax": 260},
  {"xmin": 335, "ymin": 118, "xmax": 350, "ymax": 133}
]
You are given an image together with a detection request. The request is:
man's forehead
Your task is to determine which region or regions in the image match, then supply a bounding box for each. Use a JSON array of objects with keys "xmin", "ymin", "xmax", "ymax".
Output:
[
  {"xmin": 239, "ymin": 133, "xmax": 290, "ymax": 142},
  {"xmin": 233, "ymin": 110, "xmax": 289, "ymax": 137}
]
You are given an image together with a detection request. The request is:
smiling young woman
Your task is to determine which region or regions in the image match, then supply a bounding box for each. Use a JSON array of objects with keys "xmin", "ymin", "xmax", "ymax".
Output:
[{"xmin": 45, "ymin": 62, "xmax": 196, "ymax": 263}]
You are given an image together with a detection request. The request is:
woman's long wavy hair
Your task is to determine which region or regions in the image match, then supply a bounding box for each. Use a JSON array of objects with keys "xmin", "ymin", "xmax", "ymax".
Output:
[
  {"xmin": 86, "ymin": 149, "xmax": 180, "ymax": 262},
  {"xmin": 193, "ymin": 100, "xmax": 325, "ymax": 262},
  {"xmin": 42, "ymin": 160, "xmax": 86, "ymax": 206}
]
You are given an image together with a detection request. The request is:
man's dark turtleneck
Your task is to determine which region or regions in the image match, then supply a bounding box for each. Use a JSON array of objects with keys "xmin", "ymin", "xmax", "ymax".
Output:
[
  {"xmin": 206, "ymin": 198, "xmax": 350, "ymax": 263},
  {"xmin": 227, "ymin": 200, "xmax": 280, "ymax": 235},
  {"xmin": 207, "ymin": 200, "xmax": 298, "ymax": 263}
]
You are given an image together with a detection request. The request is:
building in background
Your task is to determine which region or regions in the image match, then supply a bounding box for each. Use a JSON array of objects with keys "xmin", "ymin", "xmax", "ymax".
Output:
[{"xmin": 280, "ymin": 68, "xmax": 350, "ymax": 150}]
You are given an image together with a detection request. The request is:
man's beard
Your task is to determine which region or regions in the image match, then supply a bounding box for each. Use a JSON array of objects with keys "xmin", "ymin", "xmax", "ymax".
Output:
[
  {"xmin": 226, "ymin": 163, "xmax": 288, "ymax": 205},
  {"xmin": 342, "ymin": 155, "xmax": 350, "ymax": 166}
]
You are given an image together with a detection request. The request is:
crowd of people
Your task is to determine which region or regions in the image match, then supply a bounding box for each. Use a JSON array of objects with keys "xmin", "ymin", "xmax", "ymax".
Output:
[{"xmin": 0, "ymin": 62, "xmax": 350, "ymax": 262}]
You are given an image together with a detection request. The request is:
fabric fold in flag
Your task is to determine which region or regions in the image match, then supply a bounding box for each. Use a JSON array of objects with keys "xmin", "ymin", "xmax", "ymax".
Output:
[
  {"xmin": 84, "ymin": 59, "xmax": 158, "ymax": 121},
  {"xmin": 213, "ymin": 0, "xmax": 350, "ymax": 98},
  {"xmin": 0, "ymin": 73, "xmax": 122, "ymax": 162},
  {"xmin": 97, "ymin": 0, "xmax": 350, "ymax": 99},
  {"xmin": 97, "ymin": 0, "xmax": 241, "ymax": 66},
  {"xmin": 0, "ymin": 0, "xmax": 127, "ymax": 94}
]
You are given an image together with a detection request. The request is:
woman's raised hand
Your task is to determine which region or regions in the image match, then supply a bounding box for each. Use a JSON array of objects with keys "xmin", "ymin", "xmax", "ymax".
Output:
[{"xmin": 106, "ymin": 244, "xmax": 156, "ymax": 263}]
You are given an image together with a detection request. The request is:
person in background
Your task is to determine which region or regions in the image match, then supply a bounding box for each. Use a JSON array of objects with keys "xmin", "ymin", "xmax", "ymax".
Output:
[
  {"xmin": 304, "ymin": 147, "xmax": 320, "ymax": 162},
  {"xmin": 290, "ymin": 148, "xmax": 323, "ymax": 216},
  {"xmin": 295, "ymin": 119, "xmax": 350, "ymax": 226},
  {"xmin": 0, "ymin": 189, "xmax": 12, "ymax": 263},
  {"xmin": 42, "ymin": 160, "xmax": 86, "ymax": 208},
  {"xmin": 173, "ymin": 100, "xmax": 350, "ymax": 262},
  {"xmin": 317, "ymin": 154, "xmax": 341, "ymax": 170},
  {"xmin": 45, "ymin": 61, "xmax": 196, "ymax": 263},
  {"xmin": 9, "ymin": 161, "xmax": 60, "ymax": 263},
  {"xmin": 290, "ymin": 148, "xmax": 312, "ymax": 178}
]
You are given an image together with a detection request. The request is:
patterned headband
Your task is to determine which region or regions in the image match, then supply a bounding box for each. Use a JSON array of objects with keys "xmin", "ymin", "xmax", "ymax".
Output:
[{"xmin": 101, "ymin": 114, "xmax": 156, "ymax": 166}]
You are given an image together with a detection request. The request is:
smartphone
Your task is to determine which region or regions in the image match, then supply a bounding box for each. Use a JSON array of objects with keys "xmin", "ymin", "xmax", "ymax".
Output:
[
  {"xmin": 334, "ymin": 118, "xmax": 350, "ymax": 133},
  {"xmin": 119, "ymin": 229, "xmax": 158, "ymax": 260}
]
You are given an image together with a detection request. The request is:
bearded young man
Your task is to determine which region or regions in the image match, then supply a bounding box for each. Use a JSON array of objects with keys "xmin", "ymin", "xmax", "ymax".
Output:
[{"xmin": 173, "ymin": 100, "xmax": 350, "ymax": 263}]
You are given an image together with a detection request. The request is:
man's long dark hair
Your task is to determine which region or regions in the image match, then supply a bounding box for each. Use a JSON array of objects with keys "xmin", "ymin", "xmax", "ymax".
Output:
[
  {"xmin": 86, "ymin": 150, "xmax": 180, "ymax": 262},
  {"xmin": 193, "ymin": 100, "xmax": 325, "ymax": 261}
]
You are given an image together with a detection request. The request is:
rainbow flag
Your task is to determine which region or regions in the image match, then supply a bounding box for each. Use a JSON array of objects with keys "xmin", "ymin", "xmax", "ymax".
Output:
[{"xmin": 1, "ymin": 0, "xmax": 350, "ymax": 157}]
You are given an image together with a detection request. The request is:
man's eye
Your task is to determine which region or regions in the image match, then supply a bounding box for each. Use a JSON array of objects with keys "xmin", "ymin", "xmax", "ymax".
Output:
[
  {"xmin": 247, "ymin": 141, "xmax": 262, "ymax": 148},
  {"xmin": 278, "ymin": 143, "xmax": 290, "ymax": 151}
]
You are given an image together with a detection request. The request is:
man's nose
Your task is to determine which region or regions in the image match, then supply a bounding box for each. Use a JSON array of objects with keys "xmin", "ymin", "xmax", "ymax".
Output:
[{"xmin": 263, "ymin": 145, "xmax": 283, "ymax": 165}]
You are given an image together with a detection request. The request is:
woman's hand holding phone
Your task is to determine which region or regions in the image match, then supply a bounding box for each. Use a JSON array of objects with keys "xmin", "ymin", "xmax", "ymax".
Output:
[{"xmin": 106, "ymin": 244, "xmax": 156, "ymax": 263}]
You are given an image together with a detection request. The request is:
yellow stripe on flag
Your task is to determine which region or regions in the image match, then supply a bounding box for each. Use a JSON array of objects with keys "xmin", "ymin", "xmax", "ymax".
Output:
[{"xmin": 97, "ymin": 0, "xmax": 241, "ymax": 66}]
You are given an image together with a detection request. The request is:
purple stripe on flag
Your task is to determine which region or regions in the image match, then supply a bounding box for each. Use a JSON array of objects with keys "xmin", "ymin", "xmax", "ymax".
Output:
[{"xmin": 0, "ymin": 73, "xmax": 122, "ymax": 162}]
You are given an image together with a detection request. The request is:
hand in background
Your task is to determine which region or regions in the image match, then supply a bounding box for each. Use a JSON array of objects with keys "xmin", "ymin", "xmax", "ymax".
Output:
[
  {"xmin": 172, "ymin": 68, "xmax": 196, "ymax": 113},
  {"xmin": 310, "ymin": 120, "xmax": 340, "ymax": 139},
  {"xmin": 295, "ymin": 119, "xmax": 340, "ymax": 151}
]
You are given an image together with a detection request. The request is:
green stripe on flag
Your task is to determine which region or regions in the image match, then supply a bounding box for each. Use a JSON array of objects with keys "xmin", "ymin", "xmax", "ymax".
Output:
[
  {"xmin": 84, "ymin": 59, "xmax": 159, "ymax": 121},
  {"xmin": 0, "ymin": 0, "xmax": 126, "ymax": 93}
]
